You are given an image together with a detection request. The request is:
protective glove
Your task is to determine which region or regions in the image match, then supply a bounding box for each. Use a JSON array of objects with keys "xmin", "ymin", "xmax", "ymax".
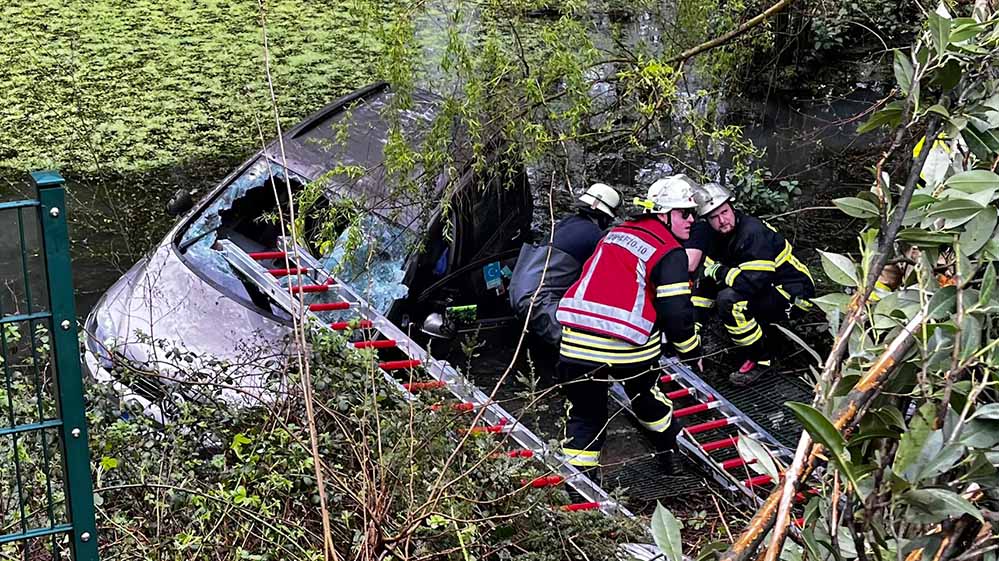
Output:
[{"xmin": 704, "ymin": 261, "xmax": 722, "ymax": 281}]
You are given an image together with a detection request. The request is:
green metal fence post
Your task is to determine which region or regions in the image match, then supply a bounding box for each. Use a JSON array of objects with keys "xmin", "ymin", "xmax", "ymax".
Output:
[{"xmin": 30, "ymin": 170, "xmax": 99, "ymax": 561}]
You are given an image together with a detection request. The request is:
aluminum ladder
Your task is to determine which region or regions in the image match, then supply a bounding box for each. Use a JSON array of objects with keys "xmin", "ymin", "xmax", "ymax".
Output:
[{"xmin": 218, "ymin": 238, "xmax": 638, "ymax": 516}]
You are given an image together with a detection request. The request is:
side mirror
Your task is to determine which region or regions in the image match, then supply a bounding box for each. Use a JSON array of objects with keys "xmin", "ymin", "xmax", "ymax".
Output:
[
  {"xmin": 421, "ymin": 313, "xmax": 456, "ymax": 340},
  {"xmin": 166, "ymin": 189, "xmax": 195, "ymax": 216}
]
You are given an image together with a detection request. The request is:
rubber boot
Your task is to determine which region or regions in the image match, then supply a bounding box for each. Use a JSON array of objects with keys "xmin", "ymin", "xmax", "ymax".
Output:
[
  {"xmin": 649, "ymin": 419, "xmax": 683, "ymax": 475},
  {"xmin": 729, "ymin": 358, "xmax": 774, "ymax": 386},
  {"xmin": 729, "ymin": 337, "xmax": 773, "ymax": 386},
  {"xmin": 565, "ymin": 465, "xmax": 601, "ymax": 504}
]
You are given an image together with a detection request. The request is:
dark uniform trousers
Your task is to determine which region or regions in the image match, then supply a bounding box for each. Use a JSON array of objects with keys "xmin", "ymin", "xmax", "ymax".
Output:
[
  {"xmin": 558, "ymin": 358, "xmax": 681, "ymax": 467},
  {"xmin": 694, "ymin": 278, "xmax": 814, "ymax": 360}
]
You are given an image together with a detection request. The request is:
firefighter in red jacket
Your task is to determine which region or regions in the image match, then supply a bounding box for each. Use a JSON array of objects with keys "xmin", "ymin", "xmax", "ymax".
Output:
[{"xmin": 555, "ymin": 175, "xmax": 703, "ymax": 476}]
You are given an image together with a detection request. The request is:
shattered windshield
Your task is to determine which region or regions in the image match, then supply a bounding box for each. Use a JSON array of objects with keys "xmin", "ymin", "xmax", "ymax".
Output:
[
  {"xmin": 176, "ymin": 159, "xmax": 307, "ymax": 313},
  {"xmin": 319, "ymin": 213, "xmax": 415, "ymax": 313},
  {"xmin": 179, "ymin": 158, "xmax": 303, "ymax": 249},
  {"xmin": 176, "ymin": 157, "xmax": 414, "ymax": 315}
]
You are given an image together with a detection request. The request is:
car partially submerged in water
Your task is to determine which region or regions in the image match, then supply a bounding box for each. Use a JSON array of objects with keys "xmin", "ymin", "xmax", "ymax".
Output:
[{"xmin": 84, "ymin": 82, "xmax": 532, "ymax": 406}]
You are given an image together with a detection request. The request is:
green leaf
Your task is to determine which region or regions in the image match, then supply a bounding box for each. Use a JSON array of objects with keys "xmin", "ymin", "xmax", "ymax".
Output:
[
  {"xmin": 908, "ymin": 194, "xmax": 938, "ymax": 208},
  {"xmin": 979, "ymin": 263, "xmax": 995, "ymax": 307},
  {"xmin": 100, "ymin": 456, "xmax": 120, "ymax": 470},
  {"xmin": 231, "ymin": 433, "xmax": 253, "ymax": 459},
  {"xmin": 915, "ymin": 444, "xmax": 966, "ymax": 481},
  {"xmin": 696, "ymin": 542, "xmax": 729, "ymax": 561},
  {"xmin": 970, "ymin": 404, "xmax": 999, "ymax": 421},
  {"xmin": 893, "ymin": 49, "xmax": 914, "ymax": 95},
  {"xmin": 811, "ymin": 293, "xmax": 851, "ymax": 314},
  {"xmin": 857, "ymin": 101, "xmax": 904, "ymax": 134},
  {"xmin": 950, "ymin": 22, "xmax": 986, "ymax": 43},
  {"xmin": 737, "ymin": 435, "xmax": 781, "ymax": 480},
  {"xmin": 960, "ymin": 207, "xmax": 997, "ymax": 255},
  {"xmin": 924, "ymin": 104, "xmax": 950, "ymax": 118},
  {"xmin": 786, "ymin": 402, "xmax": 861, "ymax": 491},
  {"xmin": 945, "ymin": 170, "xmax": 999, "ymax": 193},
  {"xmin": 928, "ymin": 286, "xmax": 957, "ymax": 319},
  {"xmin": 833, "ymin": 197, "xmax": 880, "ymax": 219},
  {"xmin": 818, "ymin": 250, "xmax": 859, "ymax": 287},
  {"xmin": 961, "ymin": 419, "xmax": 999, "ymax": 448},
  {"xmin": 651, "ymin": 502, "xmax": 683, "ymax": 561},
  {"xmin": 903, "ymin": 488, "xmax": 983, "ymax": 523},
  {"xmin": 897, "ymin": 228, "xmax": 954, "ymax": 245},
  {"xmin": 926, "ymin": 198, "xmax": 986, "ymax": 220},
  {"xmin": 928, "ymin": 11, "xmax": 951, "ymax": 56},
  {"xmin": 964, "ymin": 124, "xmax": 999, "ymax": 161},
  {"xmin": 894, "ymin": 403, "xmax": 935, "ymax": 480}
]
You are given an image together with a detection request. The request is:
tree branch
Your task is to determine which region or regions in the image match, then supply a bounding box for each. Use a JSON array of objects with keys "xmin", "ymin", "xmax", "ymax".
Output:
[{"xmin": 665, "ymin": 0, "xmax": 798, "ymax": 64}]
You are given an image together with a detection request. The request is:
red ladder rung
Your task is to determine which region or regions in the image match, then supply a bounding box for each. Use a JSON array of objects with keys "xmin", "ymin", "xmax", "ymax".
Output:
[
  {"xmin": 292, "ymin": 284, "xmax": 331, "ymax": 294},
  {"xmin": 465, "ymin": 425, "xmax": 506, "ymax": 435},
  {"xmin": 686, "ymin": 418, "xmax": 732, "ymax": 435},
  {"xmin": 562, "ymin": 501, "xmax": 601, "ymax": 512},
  {"xmin": 269, "ymin": 267, "xmax": 310, "ymax": 277},
  {"xmin": 721, "ymin": 457, "xmax": 756, "ymax": 470},
  {"xmin": 353, "ymin": 339, "xmax": 396, "ymax": 349},
  {"xmin": 666, "ymin": 388, "xmax": 692, "ymax": 399},
  {"xmin": 700, "ymin": 435, "xmax": 740, "ymax": 452},
  {"xmin": 248, "ymin": 251, "xmax": 286, "ymax": 260},
  {"xmin": 523, "ymin": 475, "xmax": 564, "ymax": 488},
  {"xmin": 508, "ymin": 449, "xmax": 534, "ymax": 458},
  {"xmin": 381, "ymin": 359, "xmax": 422, "ymax": 371},
  {"xmin": 330, "ymin": 320, "xmax": 373, "ymax": 330},
  {"xmin": 745, "ymin": 474, "xmax": 773, "ymax": 487},
  {"xmin": 794, "ymin": 488, "xmax": 819, "ymax": 503},
  {"xmin": 310, "ymin": 301, "xmax": 350, "ymax": 311},
  {"xmin": 673, "ymin": 397, "xmax": 718, "ymax": 418},
  {"xmin": 659, "ymin": 374, "xmax": 674, "ymax": 384},
  {"xmin": 401, "ymin": 380, "xmax": 444, "ymax": 392},
  {"xmin": 430, "ymin": 402, "xmax": 475, "ymax": 412}
]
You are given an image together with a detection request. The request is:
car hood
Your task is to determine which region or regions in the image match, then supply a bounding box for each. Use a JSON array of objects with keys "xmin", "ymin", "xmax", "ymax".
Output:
[{"xmin": 86, "ymin": 239, "xmax": 292, "ymax": 393}]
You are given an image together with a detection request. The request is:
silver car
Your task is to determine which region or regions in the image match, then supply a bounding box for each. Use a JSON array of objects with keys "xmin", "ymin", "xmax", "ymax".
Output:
[{"xmin": 83, "ymin": 82, "xmax": 532, "ymax": 412}]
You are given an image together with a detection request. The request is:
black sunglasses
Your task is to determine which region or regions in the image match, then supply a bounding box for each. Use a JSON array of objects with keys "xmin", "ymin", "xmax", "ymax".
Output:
[{"xmin": 678, "ymin": 208, "xmax": 696, "ymax": 219}]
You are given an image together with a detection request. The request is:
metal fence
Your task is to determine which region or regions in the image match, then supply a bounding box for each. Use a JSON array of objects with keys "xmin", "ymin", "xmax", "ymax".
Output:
[{"xmin": 1, "ymin": 172, "xmax": 98, "ymax": 560}]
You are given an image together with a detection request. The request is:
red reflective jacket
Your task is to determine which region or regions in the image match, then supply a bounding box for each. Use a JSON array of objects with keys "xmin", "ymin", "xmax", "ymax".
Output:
[{"xmin": 556, "ymin": 215, "xmax": 681, "ymax": 345}]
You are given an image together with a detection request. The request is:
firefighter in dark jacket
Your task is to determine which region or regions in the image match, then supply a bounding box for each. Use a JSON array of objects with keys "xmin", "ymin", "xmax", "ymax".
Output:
[
  {"xmin": 687, "ymin": 183, "xmax": 815, "ymax": 386},
  {"xmin": 554, "ymin": 175, "xmax": 703, "ymax": 476},
  {"xmin": 508, "ymin": 183, "xmax": 622, "ymax": 364}
]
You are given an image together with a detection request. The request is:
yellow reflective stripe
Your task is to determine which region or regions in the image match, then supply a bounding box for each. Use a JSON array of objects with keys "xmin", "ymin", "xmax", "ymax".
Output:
[
  {"xmin": 562, "ymin": 329, "xmax": 659, "ymax": 350},
  {"xmin": 775, "ymin": 241, "xmax": 814, "ymax": 283},
  {"xmin": 656, "ymin": 282, "xmax": 691, "ymax": 298},
  {"xmin": 740, "ymin": 259, "xmax": 776, "ymax": 272},
  {"xmin": 732, "ymin": 326, "xmax": 763, "ymax": 346},
  {"xmin": 705, "ymin": 256, "xmax": 716, "ymax": 266},
  {"xmin": 560, "ymin": 344, "xmax": 662, "ymax": 364},
  {"xmin": 725, "ymin": 319, "xmax": 759, "ymax": 336},
  {"xmin": 725, "ymin": 267, "xmax": 742, "ymax": 286},
  {"xmin": 775, "ymin": 241, "xmax": 792, "ymax": 264},
  {"xmin": 692, "ymin": 296, "xmax": 714, "ymax": 308},
  {"xmin": 788, "ymin": 255, "xmax": 814, "ymax": 283},
  {"xmin": 674, "ymin": 333, "xmax": 700, "ymax": 353},
  {"xmin": 871, "ymin": 280, "xmax": 891, "ymax": 303},
  {"xmin": 640, "ymin": 414, "xmax": 672, "ymax": 433},
  {"xmin": 774, "ymin": 285, "xmax": 793, "ymax": 302},
  {"xmin": 562, "ymin": 448, "xmax": 600, "ymax": 467}
]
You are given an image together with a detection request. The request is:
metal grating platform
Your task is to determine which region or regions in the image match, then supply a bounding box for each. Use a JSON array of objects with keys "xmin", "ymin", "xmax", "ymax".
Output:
[{"xmin": 698, "ymin": 322, "xmax": 814, "ymax": 448}]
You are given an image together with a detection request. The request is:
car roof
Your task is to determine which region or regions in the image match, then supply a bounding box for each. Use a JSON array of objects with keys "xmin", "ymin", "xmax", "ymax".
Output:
[{"xmin": 268, "ymin": 82, "xmax": 460, "ymax": 231}]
